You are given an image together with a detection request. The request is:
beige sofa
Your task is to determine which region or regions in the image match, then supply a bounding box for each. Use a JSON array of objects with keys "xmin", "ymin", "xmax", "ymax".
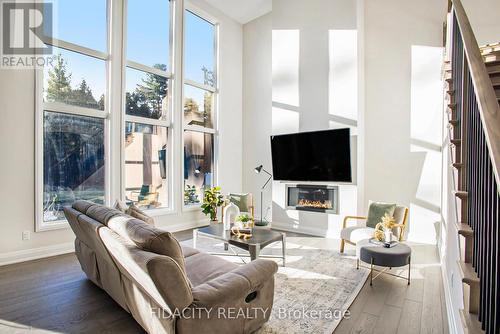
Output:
[{"xmin": 64, "ymin": 201, "xmax": 278, "ymax": 334}]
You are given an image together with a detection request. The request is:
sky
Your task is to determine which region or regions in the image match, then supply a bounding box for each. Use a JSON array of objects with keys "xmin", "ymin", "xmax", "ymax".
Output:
[{"xmin": 44, "ymin": 0, "xmax": 214, "ymax": 109}]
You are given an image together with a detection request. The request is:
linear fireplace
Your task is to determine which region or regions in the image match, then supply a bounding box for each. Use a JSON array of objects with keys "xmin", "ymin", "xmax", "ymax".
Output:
[{"xmin": 286, "ymin": 184, "xmax": 339, "ymax": 214}]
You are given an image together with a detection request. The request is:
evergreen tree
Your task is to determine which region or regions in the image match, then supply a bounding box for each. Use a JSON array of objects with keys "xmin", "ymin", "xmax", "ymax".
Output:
[
  {"xmin": 97, "ymin": 94, "xmax": 105, "ymax": 111},
  {"xmin": 72, "ymin": 79, "xmax": 98, "ymax": 108},
  {"xmin": 46, "ymin": 54, "xmax": 72, "ymax": 103},
  {"xmin": 136, "ymin": 64, "xmax": 168, "ymax": 119}
]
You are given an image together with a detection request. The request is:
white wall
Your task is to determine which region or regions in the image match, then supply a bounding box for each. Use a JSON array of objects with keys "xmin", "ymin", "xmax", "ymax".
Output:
[
  {"xmin": 242, "ymin": 13, "xmax": 272, "ymax": 222},
  {"xmin": 462, "ymin": 0, "xmax": 500, "ymax": 46},
  {"xmin": 243, "ymin": 0, "xmax": 361, "ymax": 236},
  {"xmin": 363, "ymin": 0, "xmax": 446, "ymax": 245},
  {"xmin": 0, "ymin": 70, "xmax": 77, "ymax": 263},
  {"xmin": 0, "ymin": 0, "xmax": 243, "ymax": 265}
]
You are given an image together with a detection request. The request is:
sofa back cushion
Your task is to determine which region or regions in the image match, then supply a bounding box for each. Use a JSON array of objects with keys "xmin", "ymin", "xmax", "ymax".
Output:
[
  {"xmin": 106, "ymin": 215, "xmax": 187, "ymax": 275},
  {"xmin": 99, "ymin": 227, "xmax": 193, "ymax": 311}
]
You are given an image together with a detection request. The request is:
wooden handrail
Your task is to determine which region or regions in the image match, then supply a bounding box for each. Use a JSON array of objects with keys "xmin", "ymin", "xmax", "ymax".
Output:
[{"xmin": 452, "ymin": 0, "xmax": 500, "ymax": 187}]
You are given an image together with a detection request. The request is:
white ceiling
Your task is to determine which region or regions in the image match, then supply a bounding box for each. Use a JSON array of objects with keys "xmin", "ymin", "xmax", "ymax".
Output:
[{"xmin": 203, "ymin": 0, "xmax": 272, "ymax": 24}]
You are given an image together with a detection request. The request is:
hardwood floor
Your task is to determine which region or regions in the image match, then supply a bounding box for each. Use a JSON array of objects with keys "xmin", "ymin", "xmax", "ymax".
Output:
[{"xmin": 0, "ymin": 230, "xmax": 448, "ymax": 334}]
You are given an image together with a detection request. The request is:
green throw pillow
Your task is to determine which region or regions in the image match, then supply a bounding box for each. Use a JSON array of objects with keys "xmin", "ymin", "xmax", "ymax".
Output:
[
  {"xmin": 230, "ymin": 193, "xmax": 250, "ymax": 213},
  {"xmin": 366, "ymin": 202, "xmax": 397, "ymax": 228}
]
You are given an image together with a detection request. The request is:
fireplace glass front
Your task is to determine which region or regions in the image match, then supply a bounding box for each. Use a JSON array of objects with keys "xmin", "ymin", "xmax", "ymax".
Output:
[{"xmin": 286, "ymin": 185, "xmax": 338, "ymax": 213}]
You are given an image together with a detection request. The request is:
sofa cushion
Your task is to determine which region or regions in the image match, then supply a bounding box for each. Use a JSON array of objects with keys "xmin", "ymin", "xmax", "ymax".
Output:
[
  {"xmin": 107, "ymin": 216, "xmax": 187, "ymax": 275},
  {"xmin": 366, "ymin": 202, "xmax": 397, "ymax": 228},
  {"xmin": 72, "ymin": 201, "xmax": 124, "ymax": 225},
  {"xmin": 341, "ymin": 226, "xmax": 375, "ymax": 244},
  {"xmin": 86, "ymin": 205, "xmax": 124, "ymax": 225},
  {"xmin": 72, "ymin": 200, "xmax": 96, "ymax": 215},
  {"xmin": 181, "ymin": 245, "xmax": 200, "ymax": 258},
  {"xmin": 184, "ymin": 252, "xmax": 238, "ymax": 287}
]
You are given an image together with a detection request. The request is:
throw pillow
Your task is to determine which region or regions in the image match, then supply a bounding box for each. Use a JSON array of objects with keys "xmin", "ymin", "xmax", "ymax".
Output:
[
  {"xmin": 229, "ymin": 193, "xmax": 250, "ymax": 213},
  {"xmin": 113, "ymin": 199, "xmax": 128, "ymax": 213},
  {"xmin": 127, "ymin": 204, "xmax": 155, "ymax": 226},
  {"xmin": 366, "ymin": 202, "xmax": 397, "ymax": 228}
]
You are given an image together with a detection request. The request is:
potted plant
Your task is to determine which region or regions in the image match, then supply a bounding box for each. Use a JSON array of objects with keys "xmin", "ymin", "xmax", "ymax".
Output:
[
  {"xmin": 201, "ymin": 186, "xmax": 224, "ymax": 221},
  {"xmin": 236, "ymin": 213, "xmax": 253, "ymax": 228}
]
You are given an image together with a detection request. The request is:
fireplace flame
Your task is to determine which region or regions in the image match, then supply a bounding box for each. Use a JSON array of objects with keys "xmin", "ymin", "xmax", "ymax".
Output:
[{"xmin": 297, "ymin": 199, "xmax": 332, "ymax": 209}]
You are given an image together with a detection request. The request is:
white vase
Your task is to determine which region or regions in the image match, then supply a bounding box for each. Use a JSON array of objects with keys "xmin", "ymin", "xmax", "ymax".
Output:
[
  {"xmin": 384, "ymin": 229, "xmax": 392, "ymax": 243},
  {"xmin": 223, "ymin": 202, "xmax": 240, "ymax": 231}
]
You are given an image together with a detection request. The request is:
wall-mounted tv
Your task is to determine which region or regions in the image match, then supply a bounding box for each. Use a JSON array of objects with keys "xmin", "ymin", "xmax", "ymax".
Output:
[{"xmin": 270, "ymin": 128, "xmax": 352, "ymax": 182}]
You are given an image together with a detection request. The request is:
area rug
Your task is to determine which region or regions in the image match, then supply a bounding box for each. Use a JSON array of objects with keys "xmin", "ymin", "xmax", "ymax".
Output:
[{"xmin": 181, "ymin": 236, "xmax": 369, "ymax": 334}]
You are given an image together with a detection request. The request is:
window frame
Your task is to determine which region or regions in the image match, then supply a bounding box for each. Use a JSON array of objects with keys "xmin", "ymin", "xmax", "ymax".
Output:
[
  {"xmin": 35, "ymin": 0, "xmax": 222, "ymax": 229},
  {"xmin": 120, "ymin": 0, "xmax": 175, "ymax": 215},
  {"xmin": 182, "ymin": 4, "xmax": 219, "ymax": 210},
  {"xmin": 35, "ymin": 0, "xmax": 112, "ymax": 232}
]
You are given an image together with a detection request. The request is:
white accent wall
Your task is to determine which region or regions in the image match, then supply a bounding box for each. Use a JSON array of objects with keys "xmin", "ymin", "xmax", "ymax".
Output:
[
  {"xmin": 362, "ymin": 0, "xmax": 446, "ymax": 245},
  {"xmin": 242, "ymin": 0, "xmax": 445, "ymax": 240},
  {"xmin": 242, "ymin": 13, "xmax": 273, "ymax": 222},
  {"xmin": 0, "ymin": 0, "xmax": 243, "ymax": 265},
  {"xmin": 462, "ymin": 0, "xmax": 500, "ymax": 46}
]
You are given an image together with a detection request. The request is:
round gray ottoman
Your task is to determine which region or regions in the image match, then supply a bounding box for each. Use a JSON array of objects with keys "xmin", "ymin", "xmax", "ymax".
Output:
[{"xmin": 356, "ymin": 239, "xmax": 412, "ymax": 285}]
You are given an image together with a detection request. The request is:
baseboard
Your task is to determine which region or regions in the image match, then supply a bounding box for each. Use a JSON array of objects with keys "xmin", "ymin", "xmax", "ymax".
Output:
[
  {"xmin": 441, "ymin": 261, "xmax": 462, "ymax": 334},
  {"xmin": 0, "ymin": 242, "xmax": 74, "ymax": 267},
  {"xmin": 270, "ymin": 221, "xmax": 327, "ymax": 237}
]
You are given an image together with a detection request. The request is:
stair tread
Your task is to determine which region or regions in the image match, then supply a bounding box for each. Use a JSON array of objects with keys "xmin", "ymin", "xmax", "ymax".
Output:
[
  {"xmin": 459, "ymin": 309, "xmax": 484, "ymax": 334},
  {"xmin": 486, "ymin": 63, "xmax": 500, "ymax": 75},
  {"xmin": 454, "ymin": 190, "xmax": 468, "ymax": 199},
  {"xmin": 483, "ymin": 50, "xmax": 500, "ymax": 63},
  {"xmin": 457, "ymin": 222, "xmax": 473, "ymax": 237},
  {"xmin": 491, "ymin": 76, "xmax": 500, "ymax": 86},
  {"xmin": 459, "ymin": 261, "xmax": 480, "ymax": 285}
]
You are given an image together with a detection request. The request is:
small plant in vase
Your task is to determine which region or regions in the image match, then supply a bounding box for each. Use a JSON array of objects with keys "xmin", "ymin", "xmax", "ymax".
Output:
[
  {"xmin": 373, "ymin": 213, "xmax": 396, "ymax": 242},
  {"xmin": 236, "ymin": 214, "xmax": 253, "ymax": 228},
  {"xmin": 201, "ymin": 186, "xmax": 224, "ymax": 221}
]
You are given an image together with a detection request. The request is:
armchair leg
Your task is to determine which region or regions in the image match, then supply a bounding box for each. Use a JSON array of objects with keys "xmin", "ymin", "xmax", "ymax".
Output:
[{"xmin": 340, "ymin": 239, "xmax": 345, "ymax": 253}]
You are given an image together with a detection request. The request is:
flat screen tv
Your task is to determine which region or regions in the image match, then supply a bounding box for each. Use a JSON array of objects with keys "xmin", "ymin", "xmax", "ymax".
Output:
[{"xmin": 271, "ymin": 128, "xmax": 352, "ymax": 182}]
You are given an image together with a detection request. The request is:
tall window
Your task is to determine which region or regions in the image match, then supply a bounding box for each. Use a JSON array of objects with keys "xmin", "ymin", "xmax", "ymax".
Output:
[
  {"xmin": 124, "ymin": 0, "xmax": 172, "ymax": 210},
  {"xmin": 36, "ymin": 1, "xmax": 220, "ymax": 229},
  {"xmin": 38, "ymin": 0, "xmax": 108, "ymax": 228},
  {"xmin": 183, "ymin": 9, "xmax": 217, "ymax": 206}
]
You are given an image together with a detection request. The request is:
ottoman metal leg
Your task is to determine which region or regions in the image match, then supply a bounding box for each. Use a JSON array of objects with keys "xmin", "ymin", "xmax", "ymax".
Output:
[
  {"xmin": 408, "ymin": 257, "xmax": 411, "ymax": 285},
  {"xmin": 370, "ymin": 258, "xmax": 374, "ymax": 286},
  {"xmin": 282, "ymin": 234, "xmax": 286, "ymax": 267}
]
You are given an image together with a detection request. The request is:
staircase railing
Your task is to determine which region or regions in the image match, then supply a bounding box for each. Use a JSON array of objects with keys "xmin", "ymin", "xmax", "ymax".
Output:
[{"xmin": 447, "ymin": 0, "xmax": 500, "ymax": 333}]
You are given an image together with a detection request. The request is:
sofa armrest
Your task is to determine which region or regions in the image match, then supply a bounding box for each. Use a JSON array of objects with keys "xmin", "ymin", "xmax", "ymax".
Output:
[{"xmin": 191, "ymin": 259, "xmax": 278, "ymax": 307}]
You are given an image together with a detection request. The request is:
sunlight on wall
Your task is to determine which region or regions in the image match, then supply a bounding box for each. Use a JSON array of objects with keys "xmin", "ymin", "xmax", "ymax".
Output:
[
  {"xmin": 272, "ymin": 106, "xmax": 300, "ymax": 135},
  {"xmin": 329, "ymin": 30, "xmax": 358, "ymax": 122},
  {"xmin": 410, "ymin": 46, "xmax": 443, "ymax": 146},
  {"xmin": 408, "ymin": 45, "xmax": 444, "ymax": 244},
  {"xmin": 272, "ymin": 30, "xmax": 300, "ymax": 107}
]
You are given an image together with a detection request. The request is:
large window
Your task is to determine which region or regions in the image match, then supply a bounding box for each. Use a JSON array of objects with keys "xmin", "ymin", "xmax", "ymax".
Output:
[
  {"xmin": 124, "ymin": 0, "xmax": 172, "ymax": 210},
  {"xmin": 36, "ymin": 1, "xmax": 219, "ymax": 229},
  {"xmin": 183, "ymin": 9, "xmax": 217, "ymax": 206},
  {"xmin": 37, "ymin": 0, "xmax": 108, "ymax": 229}
]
